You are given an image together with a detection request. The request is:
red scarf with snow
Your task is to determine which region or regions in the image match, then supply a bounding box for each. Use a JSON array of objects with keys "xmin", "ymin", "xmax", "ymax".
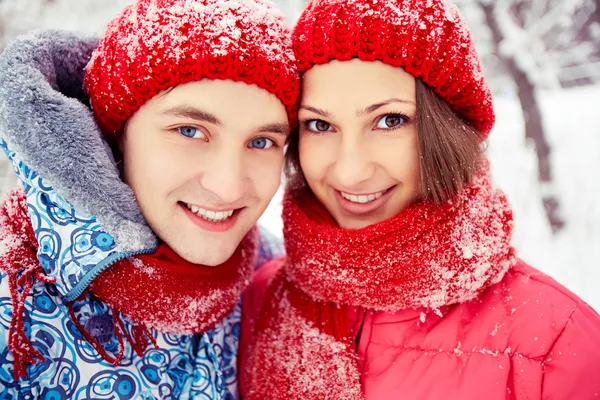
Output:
[
  {"xmin": 244, "ymin": 160, "xmax": 516, "ymax": 399},
  {"xmin": 0, "ymin": 188, "xmax": 256, "ymax": 379}
]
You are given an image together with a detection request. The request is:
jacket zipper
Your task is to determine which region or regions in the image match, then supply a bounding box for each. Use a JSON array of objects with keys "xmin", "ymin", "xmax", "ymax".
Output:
[
  {"xmin": 354, "ymin": 308, "xmax": 368, "ymax": 353},
  {"xmin": 64, "ymin": 249, "xmax": 154, "ymax": 301}
]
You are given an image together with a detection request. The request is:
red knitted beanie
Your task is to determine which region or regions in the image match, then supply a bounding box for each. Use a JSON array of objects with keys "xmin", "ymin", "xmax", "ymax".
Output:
[
  {"xmin": 85, "ymin": 0, "xmax": 300, "ymax": 138},
  {"xmin": 293, "ymin": 0, "xmax": 495, "ymax": 137}
]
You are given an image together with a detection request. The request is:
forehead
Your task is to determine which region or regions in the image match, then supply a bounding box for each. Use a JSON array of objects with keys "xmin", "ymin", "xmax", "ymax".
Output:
[
  {"xmin": 301, "ymin": 59, "xmax": 416, "ymax": 108},
  {"xmin": 148, "ymin": 79, "xmax": 288, "ymax": 124}
]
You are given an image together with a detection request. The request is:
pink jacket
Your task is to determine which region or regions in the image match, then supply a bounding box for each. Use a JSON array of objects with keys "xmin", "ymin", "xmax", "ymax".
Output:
[{"xmin": 240, "ymin": 259, "xmax": 600, "ymax": 399}]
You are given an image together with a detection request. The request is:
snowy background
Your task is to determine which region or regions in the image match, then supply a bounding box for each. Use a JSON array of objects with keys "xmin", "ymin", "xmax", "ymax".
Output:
[{"xmin": 0, "ymin": 0, "xmax": 598, "ymax": 311}]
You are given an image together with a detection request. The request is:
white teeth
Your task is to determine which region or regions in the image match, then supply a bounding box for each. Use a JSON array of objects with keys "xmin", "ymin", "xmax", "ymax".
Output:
[
  {"xmin": 341, "ymin": 190, "xmax": 386, "ymax": 204},
  {"xmin": 185, "ymin": 203, "xmax": 235, "ymax": 222}
]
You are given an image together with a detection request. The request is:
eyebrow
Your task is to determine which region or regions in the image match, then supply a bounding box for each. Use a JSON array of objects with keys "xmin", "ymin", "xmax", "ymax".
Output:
[
  {"xmin": 160, "ymin": 106, "xmax": 222, "ymax": 125},
  {"xmin": 160, "ymin": 105, "xmax": 288, "ymax": 136},
  {"xmin": 301, "ymin": 98, "xmax": 416, "ymax": 119},
  {"xmin": 358, "ymin": 98, "xmax": 416, "ymax": 116},
  {"xmin": 258, "ymin": 123, "xmax": 291, "ymax": 137},
  {"xmin": 300, "ymin": 105, "xmax": 330, "ymax": 118}
]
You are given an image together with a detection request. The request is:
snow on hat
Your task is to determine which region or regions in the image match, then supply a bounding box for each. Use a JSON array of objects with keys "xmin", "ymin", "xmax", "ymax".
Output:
[
  {"xmin": 293, "ymin": 0, "xmax": 495, "ymax": 137},
  {"xmin": 85, "ymin": 0, "xmax": 300, "ymax": 138}
]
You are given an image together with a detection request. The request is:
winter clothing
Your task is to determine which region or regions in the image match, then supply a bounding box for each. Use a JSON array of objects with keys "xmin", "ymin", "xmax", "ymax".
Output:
[
  {"xmin": 242, "ymin": 258, "xmax": 600, "ymax": 399},
  {"xmin": 280, "ymin": 160, "xmax": 514, "ymax": 312},
  {"xmin": 292, "ymin": 0, "xmax": 495, "ymax": 136},
  {"xmin": 240, "ymin": 163, "xmax": 600, "ymax": 399},
  {"xmin": 89, "ymin": 231, "xmax": 257, "ymax": 335},
  {"xmin": 85, "ymin": 0, "xmax": 300, "ymax": 138},
  {"xmin": 0, "ymin": 30, "xmax": 283, "ymax": 399},
  {"xmin": 241, "ymin": 161, "xmax": 519, "ymax": 399}
]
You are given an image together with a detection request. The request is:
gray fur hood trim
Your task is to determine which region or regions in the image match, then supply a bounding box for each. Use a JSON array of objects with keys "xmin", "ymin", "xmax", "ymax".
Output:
[{"xmin": 0, "ymin": 30, "xmax": 157, "ymax": 300}]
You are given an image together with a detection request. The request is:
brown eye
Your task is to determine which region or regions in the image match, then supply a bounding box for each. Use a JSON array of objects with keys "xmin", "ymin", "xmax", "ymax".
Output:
[
  {"xmin": 306, "ymin": 120, "xmax": 333, "ymax": 132},
  {"xmin": 316, "ymin": 121, "xmax": 330, "ymax": 131},
  {"xmin": 376, "ymin": 114, "xmax": 408, "ymax": 129}
]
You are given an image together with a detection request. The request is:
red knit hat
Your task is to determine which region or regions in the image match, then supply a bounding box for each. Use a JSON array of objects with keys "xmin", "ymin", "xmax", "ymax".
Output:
[
  {"xmin": 293, "ymin": 0, "xmax": 495, "ymax": 137},
  {"xmin": 85, "ymin": 0, "xmax": 300, "ymax": 138}
]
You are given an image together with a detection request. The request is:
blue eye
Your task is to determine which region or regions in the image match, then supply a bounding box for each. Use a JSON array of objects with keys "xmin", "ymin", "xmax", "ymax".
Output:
[
  {"xmin": 306, "ymin": 120, "xmax": 334, "ymax": 133},
  {"xmin": 376, "ymin": 114, "xmax": 408, "ymax": 130},
  {"xmin": 249, "ymin": 137, "xmax": 274, "ymax": 150},
  {"xmin": 178, "ymin": 126, "xmax": 206, "ymax": 139}
]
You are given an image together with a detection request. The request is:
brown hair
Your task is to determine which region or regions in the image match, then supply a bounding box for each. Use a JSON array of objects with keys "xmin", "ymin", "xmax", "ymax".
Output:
[{"xmin": 284, "ymin": 79, "xmax": 483, "ymax": 204}]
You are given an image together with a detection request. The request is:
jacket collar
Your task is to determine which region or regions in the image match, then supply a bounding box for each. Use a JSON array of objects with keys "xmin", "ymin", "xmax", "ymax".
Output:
[{"xmin": 0, "ymin": 30, "xmax": 156, "ymax": 300}]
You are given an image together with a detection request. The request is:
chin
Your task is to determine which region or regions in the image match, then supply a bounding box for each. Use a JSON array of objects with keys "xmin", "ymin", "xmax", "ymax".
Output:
[
  {"xmin": 191, "ymin": 247, "xmax": 236, "ymax": 266},
  {"xmin": 170, "ymin": 239, "xmax": 238, "ymax": 266},
  {"xmin": 155, "ymin": 214, "xmax": 251, "ymax": 266}
]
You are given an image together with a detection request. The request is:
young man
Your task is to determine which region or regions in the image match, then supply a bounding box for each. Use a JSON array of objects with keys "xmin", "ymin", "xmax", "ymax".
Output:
[{"xmin": 0, "ymin": 0, "xmax": 298, "ymax": 398}]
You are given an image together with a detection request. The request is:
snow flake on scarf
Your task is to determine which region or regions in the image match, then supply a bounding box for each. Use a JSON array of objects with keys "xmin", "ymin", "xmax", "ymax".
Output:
[
  {"xmin": 244, "ymin": 271, "xmax": 362, "ymax": 400},
  {"xmin": 89, "ymin": 230, "xmax": 257, "ymax": 335},
  {"xmin": 0, "ymin": 137, "xmax": 154, "ymax": 301}
]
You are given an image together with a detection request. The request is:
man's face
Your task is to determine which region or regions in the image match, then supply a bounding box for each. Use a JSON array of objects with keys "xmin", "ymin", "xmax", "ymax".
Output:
[{"xmin": 121, "ymin": 79, "xmax": 289, "ymax": 266}]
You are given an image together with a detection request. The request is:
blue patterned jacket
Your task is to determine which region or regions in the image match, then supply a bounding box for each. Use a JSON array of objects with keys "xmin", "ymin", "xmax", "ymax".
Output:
[{"xmin": 0, "ymin": 30, "xmax": 282, "ymax": 399}]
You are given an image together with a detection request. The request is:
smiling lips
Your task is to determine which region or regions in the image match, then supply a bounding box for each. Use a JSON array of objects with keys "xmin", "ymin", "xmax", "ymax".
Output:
[
  {"xmin": 335, "ymin": 187, "xmax": 395, "ymax": 215},
  {"xmin": 184, "ymin": 203, "xmax": 236, "ymax": 223},
  {"xmin": 340, "ymin": 190, "xmax": 385, "ymax": 204},
  {"xmin": 182, "ymin": 202, "xmax": 242, "ymax": 233}
]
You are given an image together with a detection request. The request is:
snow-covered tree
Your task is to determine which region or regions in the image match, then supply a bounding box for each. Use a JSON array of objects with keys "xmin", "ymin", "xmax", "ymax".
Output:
[
  {"xmin": 0, "ymin": 0, "xmax": 135, "ymax": 50},
  {"xmin": 455, "ymin": 0, "xmax": 600, "ymax": 233}
]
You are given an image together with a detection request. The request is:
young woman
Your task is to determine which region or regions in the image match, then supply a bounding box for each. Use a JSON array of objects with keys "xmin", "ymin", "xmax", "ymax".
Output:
[{"xmin": 240, "ymin": 0, "xmax": 600, "ymax": 398}]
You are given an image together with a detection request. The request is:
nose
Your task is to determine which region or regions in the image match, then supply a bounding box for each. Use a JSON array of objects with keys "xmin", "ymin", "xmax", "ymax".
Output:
[
  {"xmin": 199, "ymin": 146, "xmax": 248, "ymax": 205},
  {"xmin": 331, "ymin": 132, "xmax": 375, "ymax": 189}
]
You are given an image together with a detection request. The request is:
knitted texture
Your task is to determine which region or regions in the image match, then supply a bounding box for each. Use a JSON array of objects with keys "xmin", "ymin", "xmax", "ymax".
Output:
[
  {"xmin": 283, "ymin": 158, "xmax": 515, "ymax": 312},
  {"xmin": 89, "ymin": 228, "xmax": 257, "ymax": 334},
  {"xmin": 84, "ymin": 0, "xmax": 300, "ymax": 138},
  {"xmin": 244, "ymin": 159, "xmax": 516, "ymax": 398},
  {"xmin": 293, "ymin": 0, "xmax": 495, "ymax": 136}
]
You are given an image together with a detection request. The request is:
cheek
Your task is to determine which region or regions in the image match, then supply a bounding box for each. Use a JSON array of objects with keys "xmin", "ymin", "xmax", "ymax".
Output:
[
  {"xmin": 383, "ymin": 134, "xmax": 421, "ymax": 190},
  {"xmin": 248, "ymin": 153, "xmax": 284, "ymax": 201},
  {"xmin": 123, "ymin": 133, "xmax": 180, "ymax": 198},
  {"xmin": 298, "ymin": 135, "xmax": 333, "ymax": 187}
]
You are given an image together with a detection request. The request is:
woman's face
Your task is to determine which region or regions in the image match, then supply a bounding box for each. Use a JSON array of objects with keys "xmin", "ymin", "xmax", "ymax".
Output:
[{"xmin": 298, "ymin": 59, "xmax": 422, "ymax": 229}]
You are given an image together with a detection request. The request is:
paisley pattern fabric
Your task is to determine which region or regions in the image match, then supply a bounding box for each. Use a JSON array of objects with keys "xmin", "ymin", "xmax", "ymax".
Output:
[
  {"xmin": 0, "ymin": 137, "xmax": 150, "ymax": 301},
  {"xmin": 0, "ymin": 227, "xmax": 280, "ymax": 399}
]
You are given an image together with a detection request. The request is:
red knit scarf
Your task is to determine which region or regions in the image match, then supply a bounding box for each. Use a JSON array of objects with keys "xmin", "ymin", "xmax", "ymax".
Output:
[
  {"xmin": 0, "ymin": 189, "xmax": 256, "ymax": 379},
  {"xmin": 89, "ymin": 229, "xmax": 257, "ymax": 335},
  {"xmin": 244, "ymin": 160, "xmax": 516, "ymax": 399}
]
